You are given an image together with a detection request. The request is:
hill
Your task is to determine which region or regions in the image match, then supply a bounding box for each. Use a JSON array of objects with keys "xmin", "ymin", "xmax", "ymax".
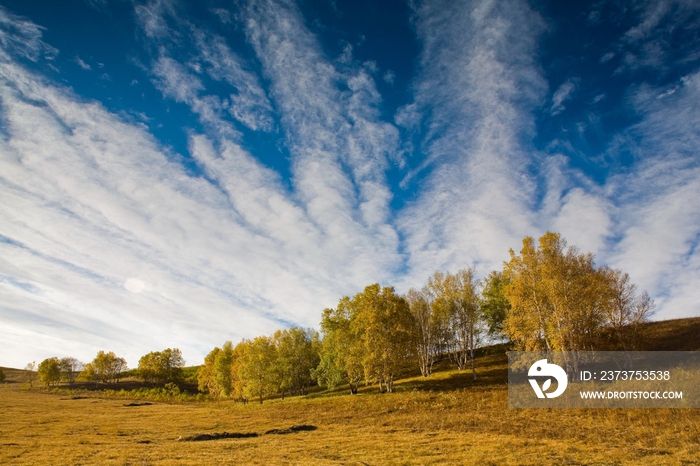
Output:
[{"xmin": 638, "ymin": 317, "xmax": 700, "ymax": 351}]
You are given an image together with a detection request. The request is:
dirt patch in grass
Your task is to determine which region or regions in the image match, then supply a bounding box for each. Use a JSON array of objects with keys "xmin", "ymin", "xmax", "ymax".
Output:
[{"xmin": 178, "ymin": 431, "xmax": 259, "ymax": 441}]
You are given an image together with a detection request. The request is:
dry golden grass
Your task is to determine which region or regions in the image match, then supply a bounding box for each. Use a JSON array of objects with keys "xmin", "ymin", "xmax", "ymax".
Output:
[{"xmin": 1, "ymin": 350, "xmax": 699, "ymax": 465}]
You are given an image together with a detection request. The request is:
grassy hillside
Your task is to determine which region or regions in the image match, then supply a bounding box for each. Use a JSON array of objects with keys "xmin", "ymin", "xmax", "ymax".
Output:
[
  {"xmin": 1, "ymin": 366, "xmax": 30, "ymax": 384},
  {"xmin": 0, "ymin": 317, "xmax": 698, "ymax": 465},
  {"xmin": 638, "ymin": 317, "xmax": 700, "ymax": 351}
]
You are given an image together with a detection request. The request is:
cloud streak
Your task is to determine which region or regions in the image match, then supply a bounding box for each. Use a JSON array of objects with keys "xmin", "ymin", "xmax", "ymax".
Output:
[{"xmin": 397, "ymin": 0, "xmax": 547, "ymax": 283}]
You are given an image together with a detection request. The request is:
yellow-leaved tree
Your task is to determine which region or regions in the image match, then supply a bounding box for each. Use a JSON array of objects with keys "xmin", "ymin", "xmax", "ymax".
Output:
[
  {"xmin": 240, "ymin": 335, "xmax": 277, "ymax": 404},
  {"xmin": 353, "ymin": 284, "xmax": 415, "ymax": 393},
  {"xmin": 503, "ymin": 232, "xmax": 654, "ymax": 354},
  {"xmin": 315, "ymin": 297, "xmax": 365, "ymax": 394}
]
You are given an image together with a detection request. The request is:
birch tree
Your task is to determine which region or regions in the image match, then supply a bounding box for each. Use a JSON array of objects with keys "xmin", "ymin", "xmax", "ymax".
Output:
[
  {"xmin": 38, "ymin": 357, "xmax": 61, "ymax": 387},
  {"xmin": 354, "ymin": 284, "xmax": 415, "ymax": 393},
  {"xmin": 273, "ymin": 327, "xmax": 320, "ymax": 397},
  {"xmin": 502, "ymin": 232, "xmax": 654, "ymax": 356},
  {"xmin": 406, "ymin": 287, "xmax": 438, "ymax": 377},
  {"xmin": 240, "ymin": 335, "xmax": 277, "ymax": 403},
  {"xmin": 316, "ymin": 298, "xmax": 364, "ymax": 394},
  {"xmin": 59, "ymin": 357, "xmax": 82, "ymax": 386}
]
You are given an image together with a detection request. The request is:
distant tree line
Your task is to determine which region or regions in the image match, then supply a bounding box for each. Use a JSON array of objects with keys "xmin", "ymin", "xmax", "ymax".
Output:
[
  {"xmin": 197, "ymin": 328, "xmax": 319, "ymax": 403},
  {"xmin": 30, "ymin": 232, "xmax": 654, "ymax": 400},
  {"xmin": 137, "ymin": 348, "xmax": 185, "ymax": 384}
]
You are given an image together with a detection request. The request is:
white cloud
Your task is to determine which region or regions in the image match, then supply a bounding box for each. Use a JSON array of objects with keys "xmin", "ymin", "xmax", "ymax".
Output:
[
  {"xmin": 604, "ymin": 73, "xmax": 700, "ymax": 318},
  {"xmin": 0, "ymin": 6, "xmax": 56, "ymax": 62},
  {"xmin": 242, "ymin": 0, "xmax": 400, "ymax": 252},
  {"xmin": 0, "ymin": 56, "xmax": 344, "ymax": 367},
  {"xmin": 550, "ymin": 79, "xmax": 577, "ymax": 115},
  {"xmin": 600, "ymin": 51, "xmax": 615, "ymax": 63},
  {"xmin": 192, "ymin": 31, "xmax": 274, "ymax": 132},
  {"xmin": 396, "ymin": 0, "xmax": 547, "ymax": 284},
  {"xmin": 383, "ymin": 70, "xmax": 395, "ymax": 84},
  {"xmin": 75, "ymin": 56, "xmax": 91, "ymax": 70}
]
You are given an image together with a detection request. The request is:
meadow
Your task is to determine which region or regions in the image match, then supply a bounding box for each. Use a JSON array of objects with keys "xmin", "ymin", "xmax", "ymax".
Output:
[{"xmin": 1, "ymin": 318, "xmax": 699, "ymax": 465}]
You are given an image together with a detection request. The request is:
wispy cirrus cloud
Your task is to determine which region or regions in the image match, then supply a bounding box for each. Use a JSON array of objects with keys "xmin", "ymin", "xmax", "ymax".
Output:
[
  {"xmin": 396, "ymin": 0, "xmax": 548, "ymax": 283},
  {"xmin": 550, "ymin": 79, "xmax": 578, "ymax": 115},
  {"xmin": 241, "ymin": 0, "xmax": 401, "ymax": 264},
  {"xmin": 605, "ymin": 72, "xmax": 700, "ymax": 318},
  {"xmin": 137, "ymin": 0, "xmax": 274, "ymax": 135}
]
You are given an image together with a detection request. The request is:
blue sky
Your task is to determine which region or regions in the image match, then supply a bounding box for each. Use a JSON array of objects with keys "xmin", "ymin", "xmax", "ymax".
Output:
[{"xmin": 1, "ymin": 0, "xmax": 699, "ymax": 368}]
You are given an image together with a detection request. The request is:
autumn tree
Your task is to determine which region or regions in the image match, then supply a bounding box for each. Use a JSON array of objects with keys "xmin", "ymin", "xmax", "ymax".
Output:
[
  {"xmin": 405, "ymin": 287, "xmax": 438, "ymax": 377},
  {"xmin": 315, "ymin": 297, "xmax": 365, "ymax": 394},
  {"xmin": 504, "ymin": 233, "xmax": 598, "ymax": 352},
  {"xmin": 81, "ymin": 351, "xmax": 127, "ymax": 385},
  {"xmin": 353, "ymin": 284, "xmax": 416, "ymax": 393},
  {"xmin": 502, "ymin": 232, "xmax": 654, "ymax": 356},
  {"xmin": 480, "ymin": 270, "xmax": 511, "ymax": 338},
  {"xmin": 273, "ymin": 327, "xmax": 320, "ymax": 397},
  {"xmin": 138, "ymin": 348, "xmax": 185, "ymax": 384},
  {"xmin": 138, "ymin": 352, "xmax": 159, "ymax": 383},
  {"xmin": 38, "ymin": 357, "xmax": 62, "ymax": 387},
  {"xmin": 426, "ymin": 272, "xmax": 453, "ymax": 360},
  {"xmin": 25, "ymin": 361, "xmax": 36, "ymax": 388},
  {"xmin": 599, "ymin": 266, "xmax": 655, "ymax": 349},
  {"xmin": 434, "ymin": 269, "xmax": 485, "ymax": 380},
  {"xmin": 215, "ymin": 342, "xmax": 234, "ymax": 397},
  {"xmin": 59, "ymin": 357, "xmax": 82, "ymax": 386},
  {"xmin": 240, "ymin": 335, "xmax": 277, "ymax": 403},
  {"xmin": 198, "ymin": 341, "xmax": 250, "ymax": 400},
  {"xmin": 198, "ymin": 346, "xmax": 219, "ymax": 394}
]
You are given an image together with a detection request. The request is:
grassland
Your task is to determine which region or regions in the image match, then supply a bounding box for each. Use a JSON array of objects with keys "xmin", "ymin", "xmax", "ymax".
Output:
[{"xmin": 1, "ymin": 318, "xmax": 699, "ymax": 465}]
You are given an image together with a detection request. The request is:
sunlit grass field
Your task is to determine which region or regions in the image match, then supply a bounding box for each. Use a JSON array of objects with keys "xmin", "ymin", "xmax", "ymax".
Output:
[{"xmin": 2, "ymin": 319, "xmax": 699, "ymax": 465}]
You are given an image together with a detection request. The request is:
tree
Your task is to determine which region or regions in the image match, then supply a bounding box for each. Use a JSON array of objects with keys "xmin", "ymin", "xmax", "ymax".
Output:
[
  {"xmin": 406, "ymin": 287, "xmax": 438, "ymax": 377},
  {"xmin": 503, "ymin": 232, "xmax": 604, "ymax": 353},
  {"xmin": 198, "ymin": 341, "xmax": 249, "ymax": 400},
  {"xmin": 0, "ymin": 367, "xmax": 5, "ymax": 382},
  {"xmin": 198, "ymin": 346, "xmax": 221, "ymax": 395},
  {"xmin": 599, "ymin": 267, "xmax": 655, "ymax": 349},
  {"xmin": 240, "ymin": 335, "xmax": 277, "ymax": 403},
  {"xmin": 450, "ymin": 269, "xmax": 485, "ymax": 380},
  {"xmin": 502, "ymin": 232, "xmax": 654, "ymax": 359},
  {"xmin": 426, "ymin": 269, "xmax": 486, "ymax": 379},
  {"xmin": 480, "ymin": 270, "xmax": 511, "ymax": 338},
  {"xmin": 25, "ymin": 361, "xmax": 36, "ymax": 388},
  {"xmin": 426, "ymin": 271, "xmax": 454, "ymax": 361},
  {"xmin": 353, "ymin": 284, "xmax": 416, "ymax": 393},
  {"xmin": 315, "ymin": 298, "xmax": 365, "ymax": 394},
  {"xmin": 82, "ymin": 351, "xmax": 127, "ymax": 385},
  {"xmin": 38, "ymin": 357, "xmax": 62, "ymax": 387},
  {"xmin": 80, "ymin": 363, "xmax": 99, "ymax": 388},
  {"xmin": 212, "ymin": 341, "xmax": 235, "ymax": 397},
  {"xmin": 159, "ymin": 348, "xmax": 185, "ymax": 383},
  {"xmin": 59, "ymin": 357, "xmax": 82, "ymax": 386},
  {"xmin": 138, "ymin": 352, "xmax": 159, "ymax": 384},
  {"xmin": 138, "ymin": 349, "xmax": 185, "ymax": 384},
  {"xmin": 273, "ymin": 327, "xmax": 320, "ymax": 397}
]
